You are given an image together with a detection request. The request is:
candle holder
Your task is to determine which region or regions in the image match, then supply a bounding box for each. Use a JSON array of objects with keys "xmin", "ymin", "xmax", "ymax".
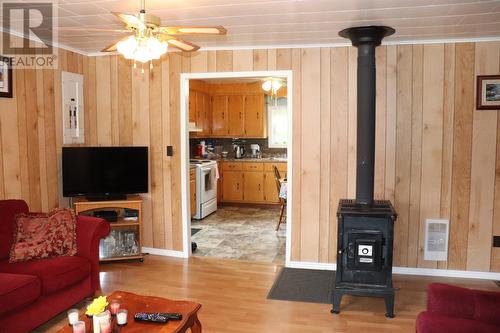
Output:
[
  {"xmin": 72, "ymin": 320, "xmax": 86, "ymax": 333},
  {"xmin": 116, "ymin": 309, "xmax": 128, "ymax": 326},
  {"xmin": 109, "ymin": 300, "xmax": 120, "ymax": 316},
  {"xmin": 99, "ymin": 315, "xmax": 111, "ymax": 333},
  {"xmin": 67, "ymin": 309, "xmax": 79, "ymax": 326}
]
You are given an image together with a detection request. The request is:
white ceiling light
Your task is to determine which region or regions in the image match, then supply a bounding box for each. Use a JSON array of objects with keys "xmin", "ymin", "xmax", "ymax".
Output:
[
  {"xmin": 116, "ymin": 35, "xmax": 168, "ymax": 64},
  {"xmin": 262, "ymin": 78, "xmax": 285, "ymax": 97}
]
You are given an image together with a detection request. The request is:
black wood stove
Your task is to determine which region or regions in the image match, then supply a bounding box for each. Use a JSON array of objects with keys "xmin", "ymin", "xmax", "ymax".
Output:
[{"xmin": 332, "ymin": 26, "xmax": 398, "ymax": 318}]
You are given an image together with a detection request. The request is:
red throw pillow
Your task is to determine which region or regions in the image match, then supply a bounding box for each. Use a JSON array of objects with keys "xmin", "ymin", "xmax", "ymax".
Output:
[{"xmin": 9, "ymin": 208, "xmax": 78, "ymax": 263}]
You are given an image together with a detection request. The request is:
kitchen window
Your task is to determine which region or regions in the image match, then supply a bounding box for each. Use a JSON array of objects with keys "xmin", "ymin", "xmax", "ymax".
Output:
[{"xmin": 267, "ymin": 97, "xmax": 288, "ymax": 148}]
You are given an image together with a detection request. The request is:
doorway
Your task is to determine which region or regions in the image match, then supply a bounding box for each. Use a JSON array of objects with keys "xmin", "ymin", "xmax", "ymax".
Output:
[{"xmin": 179, "ymin": 71, "xmax": 293, "ymax": 265}]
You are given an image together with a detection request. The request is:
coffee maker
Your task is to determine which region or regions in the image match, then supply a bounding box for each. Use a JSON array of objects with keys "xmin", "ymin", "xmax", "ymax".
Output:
[{"xmin": 250, "ymin": 144, "xmax": 261, "ymax": 158}]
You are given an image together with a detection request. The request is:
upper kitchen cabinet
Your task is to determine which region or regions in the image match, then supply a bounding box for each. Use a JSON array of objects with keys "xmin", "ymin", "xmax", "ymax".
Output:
[
  {"xmin": 244, "ymin": 94, "xmax": 266, "ymax": 138},
  {"xmin": 189, "ymin": 80, "xmax": 269, "ymax": 139},
  {"xmin": 196, "ymin": 91, "xmax": 210, "ymax": 136},
  {"xmin": 228, "ymin": 95, "xmax": 245, "ymax": 137},
  {"xmin": 211, "ymin": 95, "xmax": 229, "ymax": 136},
  {"xmin": 189, "ymin": 80, "xmax": 211, "ymax": 137},
  {"xmin": 189, "ymin": 92, "xmax": 197, "ymax": 123}
]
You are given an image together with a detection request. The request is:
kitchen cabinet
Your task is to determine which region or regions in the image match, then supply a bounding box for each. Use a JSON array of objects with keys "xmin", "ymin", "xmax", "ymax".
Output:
[
  {"xmin": 263, "ymin": 162, "xmax": 286, "ymax": 203},
  {"xmin": 208, "ymin": 93, "xmax": 266, "ymax": 138},
  {"xmin": 190, "ymin": 168, "xmax": 196, "ymax": 217},
  {"xmin": 189, "ymin": 92, "xmax": 197, "ymax": 123},
  {"xmin": 189, "ymin": 90, "xmax": 210, "ymax": 137},
  {"xmin": 196, "ymin": 91, "xmax": 210, "ymax": 136},
  {"xmin": 211, "ymin": 95, "xmax": 228, "ymax": 136},
  {"xmin": 244, "ymin": 94, "xmax": 266, "ymax": 138},
  {"xmin": 263, "ymin": 173, "xmax": 279, "ymax": 203},
  {"xmin": 243, "ymin": 172, "xmax": 264, "ymax": 202},
  {"xmin": 221, "ymin": 170, "xmax": 243, "ymax": 201},
  {"xmin": 219, "ymin": 161, "xmax": 286, "ymax": 204},
  {"xmin": 228, "ymin": 95, "xmax": 245, "ymax": 136}
]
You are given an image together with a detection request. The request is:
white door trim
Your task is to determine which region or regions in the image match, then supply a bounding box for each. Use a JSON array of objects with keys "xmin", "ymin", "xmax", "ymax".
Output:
[{"xmin": 179, "ymin": 70, "xmax": 294, "ymax": 265}]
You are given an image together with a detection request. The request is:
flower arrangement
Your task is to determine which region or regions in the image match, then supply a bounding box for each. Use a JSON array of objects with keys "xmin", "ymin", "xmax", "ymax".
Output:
[{"xmin": 85, "ymin": 296, "xmax": 109, "ymax": 316}]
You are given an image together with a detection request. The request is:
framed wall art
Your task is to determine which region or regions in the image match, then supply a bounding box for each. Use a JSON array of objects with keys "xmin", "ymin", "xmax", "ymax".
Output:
[
  {"xmin": 0, "ymin": 56, "xmax": 13, "ymax": 98},
  {"xmin": 476, "ymin": 75, "xmax": 500, "ymax": 110}
]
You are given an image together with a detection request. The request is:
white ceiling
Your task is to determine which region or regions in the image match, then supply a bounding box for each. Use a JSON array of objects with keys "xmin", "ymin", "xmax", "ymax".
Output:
[{"xmin": 5, "ymin": 0, "xmax": 500, "ymax": 54}]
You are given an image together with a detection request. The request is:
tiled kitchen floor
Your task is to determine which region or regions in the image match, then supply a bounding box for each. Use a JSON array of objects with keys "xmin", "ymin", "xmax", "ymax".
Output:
[{"xmin": 191, "ymin": 206, "xmax": 286, "ymax": 263}]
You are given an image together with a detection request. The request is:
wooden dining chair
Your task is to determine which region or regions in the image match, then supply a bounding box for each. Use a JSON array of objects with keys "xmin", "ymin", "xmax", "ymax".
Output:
[{"xmin": 273, "ymin": 165, "xmax": 286, "ymax": 231}]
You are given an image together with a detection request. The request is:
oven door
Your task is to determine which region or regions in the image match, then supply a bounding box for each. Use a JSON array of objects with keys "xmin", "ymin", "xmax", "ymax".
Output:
[{"xmin": 200, "ymin": 166, "xmax": 217, "ymax": 203}]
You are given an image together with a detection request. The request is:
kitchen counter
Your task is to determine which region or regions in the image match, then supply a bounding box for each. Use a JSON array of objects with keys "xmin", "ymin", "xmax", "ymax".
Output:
[
  {"xmin": 219, "ymin": 157, "xmax": 287, "ymax": 163},
  {"xmin": 191, "ymin": 157, "xmax": 287, "ymax": 163}
]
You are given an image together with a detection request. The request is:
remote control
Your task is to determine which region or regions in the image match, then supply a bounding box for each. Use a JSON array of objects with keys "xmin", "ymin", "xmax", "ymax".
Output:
[
  {"xmin": 160, "ymin": 313, "xmax": 182, "ymax": 320},
  {"xmin": 134, "ymin": 313, "xmax": 169, "ymax": 323}
]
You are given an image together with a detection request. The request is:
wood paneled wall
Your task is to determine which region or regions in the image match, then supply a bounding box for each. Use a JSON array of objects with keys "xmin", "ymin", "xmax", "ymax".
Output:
[
  {"xmin": 1, "ymin": 41, "xmax": 499, "ymax": 272},
  {"xmin": 0, "ymin": 48, "xmax": 84, "ymax": 213}
]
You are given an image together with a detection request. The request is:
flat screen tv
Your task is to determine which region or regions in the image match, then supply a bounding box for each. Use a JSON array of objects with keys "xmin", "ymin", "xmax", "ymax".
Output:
[{"xmin": 62, "ymin": 146, "xmax": 148, "ymax": 200}]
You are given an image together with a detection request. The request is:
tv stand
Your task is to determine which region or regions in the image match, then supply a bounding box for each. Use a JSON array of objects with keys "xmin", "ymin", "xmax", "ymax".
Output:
[
  {"xmin": 74, "ymin": 195, "xmax": 143, "ymax": 263},
  {"xmin": 86, "ymin": 194, "xmax": 127, "ymax": 201}
]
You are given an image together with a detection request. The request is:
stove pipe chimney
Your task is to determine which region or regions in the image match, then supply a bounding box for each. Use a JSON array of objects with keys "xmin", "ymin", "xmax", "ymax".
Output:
[{"xmin": 339, "ymin": 26, "xmax": 395, "ymax": 206}]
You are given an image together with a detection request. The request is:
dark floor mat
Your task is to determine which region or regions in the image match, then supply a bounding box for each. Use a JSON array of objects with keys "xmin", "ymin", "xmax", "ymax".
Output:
[
  {"xmin": 191, "ymin": 228, "xmax": 202, "ymax": 236},
  {"xmin": 267, "ymin": 267, "xmax": 335, "ymax": 304}
]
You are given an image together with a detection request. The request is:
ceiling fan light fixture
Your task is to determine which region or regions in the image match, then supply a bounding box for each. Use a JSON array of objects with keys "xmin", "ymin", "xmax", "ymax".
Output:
[
  {"xmin": 262, "ymin": 78, "xmax": 284, "ymax": 97},
  {"xmin": 117, "ymin": 36, "xmax": 138, "ymax": 59},
  {"xmin": 116, "ymin": 35, "xmax": 168, "ymax": 63},
  {"xmin": 262, "ymin": 80, "xmax": 272, "ymax": 92},
  {"xmin": 271, "ymin": 79, "xmax": 283, "ymax": 92}
]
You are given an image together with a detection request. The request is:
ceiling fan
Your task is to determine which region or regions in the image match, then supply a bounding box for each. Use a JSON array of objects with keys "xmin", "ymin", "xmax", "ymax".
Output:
[{"xmin": 61, "ymin": 0, "xmax": 226, "ymax": 62}]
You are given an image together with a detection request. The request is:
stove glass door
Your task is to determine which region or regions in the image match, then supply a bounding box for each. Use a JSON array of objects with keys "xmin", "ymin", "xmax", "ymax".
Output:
[{"xmin": 200, "ymin": 166, "xmax": 217, "ymax": 202}]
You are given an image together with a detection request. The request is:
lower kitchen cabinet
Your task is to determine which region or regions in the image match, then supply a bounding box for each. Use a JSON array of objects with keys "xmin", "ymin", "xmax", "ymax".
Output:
[
  {"xmin": 219, "ymin": 161, "xmax": 286, "ymax": 204},
  {"xmin": 221, "ymin": 171, "xmax": 243, "ymax": 201},
  {"xmin": 263, "ymin": 172, "xmax": 279, "ymax": 203},
  {"xmin": 243, "ymin": 172, "xmax": 264, "ymax": 202}
]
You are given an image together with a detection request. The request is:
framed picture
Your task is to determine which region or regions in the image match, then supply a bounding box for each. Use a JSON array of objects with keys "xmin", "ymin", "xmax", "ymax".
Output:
[
  {"xmin": 477, "ymin": 75, "xmax": 500, "ymax": 110},
  {"xmin": 0, "ymin": 56, "xmax": 13, "ymax": 98}
]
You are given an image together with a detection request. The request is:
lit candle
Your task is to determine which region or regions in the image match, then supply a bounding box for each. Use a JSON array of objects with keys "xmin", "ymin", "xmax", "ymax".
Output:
[
  {"xmin": 67, "ymin": 309, "xmax": 79, "ymax": 325},
  {"xmin": 110, "ymin": 301, "xmax": 120, "ymax": 315},
  {"xmin": 116, "ymin": 309, "xmax": 128, "ymax": 325},
  {"xmin": 72, "ymin": 321, "xmax": 85, "ymax": 333}
]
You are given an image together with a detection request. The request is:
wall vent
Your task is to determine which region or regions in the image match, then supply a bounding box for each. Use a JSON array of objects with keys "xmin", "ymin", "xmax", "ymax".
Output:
[{"xmin": 424, "ymin": 219, "xmax": 449, "ymax": 261}]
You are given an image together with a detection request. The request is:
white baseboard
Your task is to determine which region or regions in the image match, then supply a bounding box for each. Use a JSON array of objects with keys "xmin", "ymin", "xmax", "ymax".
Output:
[
  {"xmin": 288, "ymin": 261, "xmax": 500, "ymax": 280},
  {"xmin": 288, "ymin": 261, "xmax": 336, "ymax": 271},
  {"xmin": 142, "ymin": 247, "xmax": 187, "ymax": 258}
]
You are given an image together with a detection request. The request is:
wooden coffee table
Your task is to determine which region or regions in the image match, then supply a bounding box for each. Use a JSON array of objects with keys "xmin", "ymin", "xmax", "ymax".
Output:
[{"xmin": 57, "ymin": 291, "xmax": 201, "ymax": 333}]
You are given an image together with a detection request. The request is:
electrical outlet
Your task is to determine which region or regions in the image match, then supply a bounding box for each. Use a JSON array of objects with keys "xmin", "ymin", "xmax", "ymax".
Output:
[
  {"xmin": 493, "ymin": 236, "xmax": 500, "ymax": 248},
  {"xmin": 166, "ymin": 146, "xmax": 173, "ymax": 156}
]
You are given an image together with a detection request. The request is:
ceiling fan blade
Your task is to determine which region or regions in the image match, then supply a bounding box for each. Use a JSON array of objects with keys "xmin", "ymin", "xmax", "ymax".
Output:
[
  {"xmin": 159, "ymin": 26, "xmax": 226, "ymax": 35},
  {"xmin": 56, "ymin": 27, "xmax": 131, "ymax": 33},
  {"xmin": 163, "ymin": 37, "xmax": 200, "ymax": 52},
  {"xmin": 112, "ymin": 12, "xmax": 145, "ymax": 30},
  {"xmin": 101, "ymin": 35, "xmax": 132, "ymax": 52}
]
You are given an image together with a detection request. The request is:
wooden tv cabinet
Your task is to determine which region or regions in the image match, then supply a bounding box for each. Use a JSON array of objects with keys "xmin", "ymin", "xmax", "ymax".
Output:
[{"xmin": 73, "ymin": 195, "xmax": 144, "ymax": 263}]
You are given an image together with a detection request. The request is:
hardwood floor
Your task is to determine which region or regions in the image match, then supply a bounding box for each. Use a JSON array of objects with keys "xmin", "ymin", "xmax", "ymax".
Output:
[{"xmin": 38, "ymin": 255, "xmax": 498, "ymax": 333}]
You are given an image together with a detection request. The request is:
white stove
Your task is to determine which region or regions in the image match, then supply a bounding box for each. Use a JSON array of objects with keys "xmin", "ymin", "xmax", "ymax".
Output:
[{"xmin": 190, "ymin": 160, "xmax": 218, "ymax": 219}]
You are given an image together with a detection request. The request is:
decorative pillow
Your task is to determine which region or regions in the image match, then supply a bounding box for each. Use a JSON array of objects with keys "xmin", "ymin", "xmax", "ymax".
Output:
[{"xmin": 9, "ymin": 208, "xmax": 78, "ymax": 263}]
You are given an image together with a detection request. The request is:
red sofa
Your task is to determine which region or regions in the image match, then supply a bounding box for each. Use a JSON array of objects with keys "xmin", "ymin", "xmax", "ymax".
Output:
[
  {"xmin": 0, "ymin": 200, "xmax": 110, "ymax": 333},
  {"xmin": 416, "ymin": 283, "xmax": 500, "ymax": 333}
]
